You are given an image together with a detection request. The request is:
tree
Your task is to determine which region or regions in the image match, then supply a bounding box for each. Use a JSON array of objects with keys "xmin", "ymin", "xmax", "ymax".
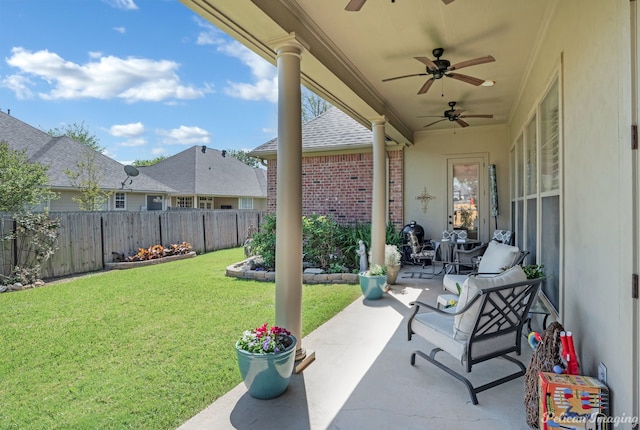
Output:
[
  {"xmin": 225, "ymin": 149, "xmax": 261, "ymax": 168},
  {"xmin": 0, "ymin": 141, "xmax": 57, "ymax": 213},
  {"xmin": 132, "ymin": 156, "xmax": 168, "ymax": 167},
  {"xmin": 48, "ymin": 121, "xmax": 103, "ymax": 152},
  {"xmin": 302, "ymin": 89, "xmax": 332, "ymax": 123},
  {"xmin": 65, "ymin": 150, "xmax": 111, "ymax": 211}
]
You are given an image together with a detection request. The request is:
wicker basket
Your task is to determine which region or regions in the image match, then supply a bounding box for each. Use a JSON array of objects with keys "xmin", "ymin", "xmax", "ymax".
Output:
[{"xmin": 523, "ymin": 321, "xmax": 565, "ymax": 428}]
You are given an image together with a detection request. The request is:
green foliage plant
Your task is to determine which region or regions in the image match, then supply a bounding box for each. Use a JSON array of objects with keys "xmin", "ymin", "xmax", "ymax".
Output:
[
  {"xmin": 0, "ymin": 141, "xmax": 57, "ymax": 213},
  {"xmin": 363, "ymin": 263, "xmax": 387, "ymax": 276},
  {"xmin": 523, "ymin": 264, "xmax": 545, "ymax": 279},
  {"xmin": 302, "ymin": 214, "xmax": 340, "ymax": 268},
  {"xmin": 132, "ymin": 155, "xmax": 168, "ymax": 166},
  {"xmin": 64, "ymin": 149, "xmax": 112, "ymax": 211},
  {"xmin": 250, "ymin": 213, "xmax": 277, "ymax": 269},
  {"xmin": 1, "ymin": 212, "xmax": 60, "ymax": 286},
  {"xmin": 48, "ymin": 121, "xmax": 103, "ymax": 152}
]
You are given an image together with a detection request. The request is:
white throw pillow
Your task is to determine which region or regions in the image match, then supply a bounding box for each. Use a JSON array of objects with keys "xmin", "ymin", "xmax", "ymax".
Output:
[
  {"xmin": 453, "ymin": 265, "xmax": 528, "ymax": 340},
  {"xmin": 477, "ymin": 241, "xmax": 520, "ymax": 273}
]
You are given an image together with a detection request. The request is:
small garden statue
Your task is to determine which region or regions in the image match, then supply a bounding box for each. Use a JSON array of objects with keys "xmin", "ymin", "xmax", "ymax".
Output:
[{"xmin": 357, "ymin": 240, "xmax": 368, "ymax": 273}]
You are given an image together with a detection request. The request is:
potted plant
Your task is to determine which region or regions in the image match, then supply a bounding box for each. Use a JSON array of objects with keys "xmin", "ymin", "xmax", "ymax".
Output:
[
  {"xmin": 523, "ymin": 264, "xmax": 545, "ymax": 279},
  {"xmin": 235, "ymin": 323, "xmax": 297, "ymax": 399},
  {"xmin": 358, "ymin": 263, "xmax": 387, "ymax": 300},
  {"xmin": 384, "ymin": 244, "xmax": 402, "ymax": 285}
]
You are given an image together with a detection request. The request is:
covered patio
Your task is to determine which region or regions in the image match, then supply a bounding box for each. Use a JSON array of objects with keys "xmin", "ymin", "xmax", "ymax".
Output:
[
  {"xmin": 180, "ymin": 0, "xmax": 639, "ymax": 423},
  {"xmin": 179, "ymin": 268, "xmax": 538, "ymax": 429}
]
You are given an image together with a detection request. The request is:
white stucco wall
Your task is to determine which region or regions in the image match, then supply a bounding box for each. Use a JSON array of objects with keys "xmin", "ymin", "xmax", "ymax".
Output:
[
  {"xmin": 406, "ymin": 124, "xmax": 509, "ymax": 242},
  {"xmin": 508, "ymin": 0, "xmax": 633, "ymax": 417},
  {"xmin": 406, "ymin": 0, "xmax": 635, "ymax": 417}
]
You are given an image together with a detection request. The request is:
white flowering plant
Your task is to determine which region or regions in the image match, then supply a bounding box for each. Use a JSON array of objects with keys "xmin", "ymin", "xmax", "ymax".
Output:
[
  {"xmin": 235, "ymin": 323, "xmax": 294, "ymax": 354},
  {"xmin": 384, "ymin": 244, "xmax": 402, "ymax": 266}
]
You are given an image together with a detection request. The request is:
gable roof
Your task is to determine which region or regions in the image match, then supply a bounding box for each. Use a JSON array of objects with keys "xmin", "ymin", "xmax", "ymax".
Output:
[
  {"xmin": 249, "ymin": 107, "xmax": 372, "ymax": 157},
  {"xmin": 0, "ymin": 112, "xmax": 174, "ymax": 193},
  {"xmin": 138, "ymin": 146, "xmax": 267, "ymax": 198}
]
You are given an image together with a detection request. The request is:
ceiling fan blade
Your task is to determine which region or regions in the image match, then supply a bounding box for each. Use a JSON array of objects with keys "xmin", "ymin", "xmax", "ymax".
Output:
[
  {"xmin": 442, "ymin": 0, "xmax": 455, "ymax": 4},
  {"xmin": 456, "ymin": 119, "xmax": 470, "ymax": 128},
  {"xmin": 424, "ymin": 119, "xmax": 448, "ymax": 128},
  {"xmin": 452, "ymin": 109, "xmax": 465, "ymax": 116},
  {"xmin": 414, "ymin": 56, "xmax": 438, "ymax": 70},
  {"xmin": 448, "ymin": 55, "xmax": 495, "ymax": 71},
  {"xmin": 382, "ymin": 73, "xmax": 427, "ymax": 82},
  {"xmin": 345, "ymin": 0, "xmax": 366, "ymax": 11},
  {"xmin": 417, "ymin": 115, "xmax": 445, "ymax": 118},
  {"xmin": 417, "ymin": 78, "xmax": 435, "ymax": 95},
  {"xmin": 446, "ymin": 73, "xmax": 485, "ymax": 86},
  {"xmin": 459, "ymin": 114, "xmax": 494, "ymax": 119}
]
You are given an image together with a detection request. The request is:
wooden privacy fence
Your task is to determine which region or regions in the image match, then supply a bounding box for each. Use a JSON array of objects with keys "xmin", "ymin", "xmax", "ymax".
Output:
[{"xmin": 0, "ymin": 210, "xmax": 265, "ymax": 280}]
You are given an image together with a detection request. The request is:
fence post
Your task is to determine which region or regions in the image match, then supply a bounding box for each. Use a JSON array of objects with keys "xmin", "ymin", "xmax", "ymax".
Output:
[
  {"xmin": 202, "ymin": 214, "xmax": 207, "ymax": 253},
  {"xmin": 100, "ymin": 216, "xmax": 105, "ymax": 269},
  {"xmin": 159, "ymin": 215, "xmax": 163, "ymax": 246},
  {"xmin": 12, "ymin": 218, "xmax": 17, "ymax": 269}
]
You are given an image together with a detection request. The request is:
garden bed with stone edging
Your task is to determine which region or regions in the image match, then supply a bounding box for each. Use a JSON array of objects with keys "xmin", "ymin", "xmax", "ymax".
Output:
[
  {"xmin": 226, "ymin": 257, "xmax": 358, "ymax": 285},
  {"xmin": 105, "ymin": 251, "xmax": 197, "ymax": 270}
]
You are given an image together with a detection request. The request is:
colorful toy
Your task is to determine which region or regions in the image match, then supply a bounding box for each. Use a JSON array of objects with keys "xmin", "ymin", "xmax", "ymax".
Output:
[
  {"xmin": 528, "ymin": 331, "xmax": 542, "ymax": 350},
  {"xmin": 560, "ymin": 331, "xmax": 580, "ymax": 375}
]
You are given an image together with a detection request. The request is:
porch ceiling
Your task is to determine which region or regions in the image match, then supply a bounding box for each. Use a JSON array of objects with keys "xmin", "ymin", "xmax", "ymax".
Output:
[{"xmin": 180, "ymin": 0, "xmax": 555, "ymax": 146}]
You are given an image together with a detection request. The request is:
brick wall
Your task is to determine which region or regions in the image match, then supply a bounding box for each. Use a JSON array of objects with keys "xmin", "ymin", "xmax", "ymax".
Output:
[{"xmin": 266, "ymin": 149, "xmax": 403, "ymax": 228}]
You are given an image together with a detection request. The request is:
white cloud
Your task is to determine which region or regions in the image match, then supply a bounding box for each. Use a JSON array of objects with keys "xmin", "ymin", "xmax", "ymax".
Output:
[
  {"xmin": 157, "ymin": 125, "xmax": 211, "ymax": 145},
  {"xmin": 113, "ymin": 27, "xmax": 126, "ymax": 34},
  {"xmin": 1, "ymin": 74, "xmax": 34, "ymax": 100},
  {"xmin": 151, "ymin": 147, "xmax": 167, "ymax": 155},
  {"xmin": 103, "ymin": 0, "xmax": 138, "ymax": 10},
  {"xmin": 189, "ymin": 19, "xmax": 277, "ymax": 103},
  {"xmin": 194, "ymin": 17, "xmax": 226, "ymax": 46},
  {"xmin": 120, "ymin": 138, "xmax": 147, "ymax": 147},
  {"xmin": 217, "ymin": 41, "xmax": 277, "ymax": 103},
  {"xmin": 4, "ymin": 47, "xmax": 210, "ymax": 103},
  {"xmin": 109, "ymin": 122, "xmax": 144, "ymax": 137}
]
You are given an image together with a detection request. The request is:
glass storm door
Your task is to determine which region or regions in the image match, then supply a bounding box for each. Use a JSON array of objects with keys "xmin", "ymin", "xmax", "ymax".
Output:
[{"xmin": 447, "ymin": 157, "xmax": 487, "ymax": 241}]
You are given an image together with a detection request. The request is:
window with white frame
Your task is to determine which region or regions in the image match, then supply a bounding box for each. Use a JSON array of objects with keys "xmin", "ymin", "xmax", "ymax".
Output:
[
  {"xmin": 176, "ymin": 197, "xmax": 193, "ymax": 208},
  {"xmin": 199, "ymin": 196, "xmax": 213, "ymax": 209},
  {"xmin": 114, "ymin": 192, "xmax": 126, "ymax": 210},
  {"xmin": 511, "ymin": 76, "xmax": 561, "ymax": 312},
  {"xmin": 239, "ymin": 198, "xmax": 253, "ymax": 209}
]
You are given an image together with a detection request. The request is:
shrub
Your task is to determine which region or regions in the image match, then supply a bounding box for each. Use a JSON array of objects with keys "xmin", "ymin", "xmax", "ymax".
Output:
[
  {"xmin": 1, "ymin": 212, "xmax": 60, "ymax": 285},
  {"xmin": 250, "ymin": 215, "xmax": 402, "ymax": 272}
]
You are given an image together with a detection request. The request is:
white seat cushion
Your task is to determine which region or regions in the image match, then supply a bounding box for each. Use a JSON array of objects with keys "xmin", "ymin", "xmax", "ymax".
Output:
[
  {"xmin": 443, "ymin": 274, "xmax": 467, "ymax": 294},
  {"xmin": 453, "ymin": 265, "xmax": 527, "ymax": 340},
  {"xmin": 477, "ymin": 241, "xmax": 520, "ymax": 273},
  {"xmin": 411, "ymin": 311, "xmax": 466, "ymax": 361}
]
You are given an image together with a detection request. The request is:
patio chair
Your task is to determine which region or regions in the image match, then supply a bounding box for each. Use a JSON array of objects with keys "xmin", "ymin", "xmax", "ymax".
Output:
[
  {"xmin": 407, "ymin": 229, "xmax": 436, "ymax": 269},
  {"xmin": 451, "ymin": 229, "xmax": 515, "ymax": 274},
  {"xmin": 452, "ymin": 243, "xmax": 488, "ymax": 274},
  {"xmin": 407, "ymin": 265, "xmax": 544, "ymax": 404},
  {"xmin": 442, "ymin": 241, "xmax": 528, "ymax": 294}
]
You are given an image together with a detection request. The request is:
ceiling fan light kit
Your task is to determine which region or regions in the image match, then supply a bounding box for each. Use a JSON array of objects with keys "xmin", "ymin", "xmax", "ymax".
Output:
[
  {"xmin": 419, "ymin": 101, "xmax": 494, "ymax": 129},
  {"xmin": 383, "ymin": 48, "xmax": 495, "ymax": 95}
]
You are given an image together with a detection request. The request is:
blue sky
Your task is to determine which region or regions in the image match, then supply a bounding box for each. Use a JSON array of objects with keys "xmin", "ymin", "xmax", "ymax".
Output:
[{"xmin": 0, "ymin": 0, "xmax": 279, "ymax": 164}]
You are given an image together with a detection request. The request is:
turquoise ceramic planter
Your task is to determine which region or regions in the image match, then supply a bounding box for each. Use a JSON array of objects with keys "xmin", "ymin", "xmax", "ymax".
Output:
[
  {"xmin": 358, "ymin": 273, "xmax": 386, "ymax": 300},
  {"xmin": 235, "ymin": 335, "xmax": 297, "ymax": 399}
]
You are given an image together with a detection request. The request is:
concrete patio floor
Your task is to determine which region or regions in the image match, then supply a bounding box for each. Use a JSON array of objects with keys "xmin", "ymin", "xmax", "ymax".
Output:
[{"xmin": 178, "ymin": 266, "xmax": 538, "ymax": 430}]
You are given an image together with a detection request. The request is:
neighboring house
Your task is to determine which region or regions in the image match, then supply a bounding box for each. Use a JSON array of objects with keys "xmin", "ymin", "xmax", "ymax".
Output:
[
  {"xmin": 250, "ymin": 107, "xmax": 403, "ymax": 226},
  {"xmin": 138, "ymin": 145, "xmax": 267, "ymax": 210},
  {"xmin": 0, "ymin": 111, "xmax": 174, "ymax": 211}
]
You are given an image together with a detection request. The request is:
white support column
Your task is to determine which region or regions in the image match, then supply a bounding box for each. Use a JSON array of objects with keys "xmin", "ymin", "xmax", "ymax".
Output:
[
  {"xmin": 370, "ymin": 117, "xmax": 387, "ymax": 267},
  {"xmin": 272, "ymin": 34, "xmax": 307, "ymax": 362}
]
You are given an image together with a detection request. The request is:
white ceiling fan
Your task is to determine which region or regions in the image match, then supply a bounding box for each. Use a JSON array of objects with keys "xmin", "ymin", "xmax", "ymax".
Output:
[{"xmin": 346, "ymin": 0, "xmax": 454, "ymax": 12}]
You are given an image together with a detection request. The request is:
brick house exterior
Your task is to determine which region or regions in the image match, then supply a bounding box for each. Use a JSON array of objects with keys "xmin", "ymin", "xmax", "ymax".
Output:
[{"xmin": 251, "ymin": 107, "xmax": 403, "ymax": 228}]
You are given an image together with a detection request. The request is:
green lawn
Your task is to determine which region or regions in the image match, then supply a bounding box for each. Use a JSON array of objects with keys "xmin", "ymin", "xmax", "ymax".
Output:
[{"xmin": 0, "ymin": 248, "xmax": 361, "ymax": 430}]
